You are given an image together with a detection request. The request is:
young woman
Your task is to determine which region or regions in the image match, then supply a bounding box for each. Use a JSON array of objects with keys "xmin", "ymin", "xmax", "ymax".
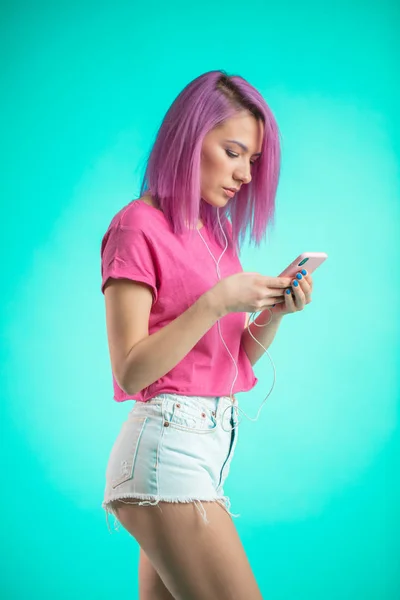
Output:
[{"xmin": 100, "ymin": 70, "xmax": 313, "ymax": 600}]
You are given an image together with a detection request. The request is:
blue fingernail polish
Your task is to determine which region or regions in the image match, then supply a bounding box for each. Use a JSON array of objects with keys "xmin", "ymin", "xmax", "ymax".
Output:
[
  {"xmin": 296, "ymin": 273, "xmax": 303, "ymax": 280},
  {"xmin": 301, "ymin": 269, "xmax": 307, "ymax": 275},
  {"xmin": 293, "ymin": 280, "xmax": 299, "ymax": 287},
  {"xmin": 286, "ymin": 288, "xmax": 291, "ymax": 294}
]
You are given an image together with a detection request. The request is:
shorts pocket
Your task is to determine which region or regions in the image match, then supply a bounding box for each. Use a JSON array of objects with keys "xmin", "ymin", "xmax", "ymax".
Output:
[
  {"xmin": 162, "ymin": 397, "xmax": 217, "ymax": 433},
  {"xmin": 105, "ymin": 415, "xmax": 148, "ymax": 489}
]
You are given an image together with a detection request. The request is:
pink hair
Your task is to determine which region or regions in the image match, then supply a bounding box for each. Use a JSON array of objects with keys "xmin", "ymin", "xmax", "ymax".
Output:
[{"xmin": 139, "ymin": 70, "xmax": 281, "ymax": 256}]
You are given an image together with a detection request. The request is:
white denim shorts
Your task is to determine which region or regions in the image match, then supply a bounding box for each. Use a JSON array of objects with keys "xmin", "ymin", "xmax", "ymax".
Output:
[{"xmin": 102, "ymin": 393, "xmax": 240, "ymax": 533}]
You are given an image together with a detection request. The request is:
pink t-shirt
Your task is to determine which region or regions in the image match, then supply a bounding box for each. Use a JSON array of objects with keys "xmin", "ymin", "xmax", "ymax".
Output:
[{"xmin": 100, "ymin": 199, "xmax": 258, "ymax": 402}]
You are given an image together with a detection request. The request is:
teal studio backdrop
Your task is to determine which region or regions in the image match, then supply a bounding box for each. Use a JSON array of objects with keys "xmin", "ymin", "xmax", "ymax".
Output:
[{"xmin": 1, "ymin": 1, "xmax": 399, "ymax": 598}]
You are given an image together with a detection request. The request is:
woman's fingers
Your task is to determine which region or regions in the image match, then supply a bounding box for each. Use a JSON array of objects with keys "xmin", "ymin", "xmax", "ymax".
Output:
[
  {"xmin": 265, "ymin": 276, "xmax": 293, "ymax": 289},
  {"xmin": 297, "ymin": 273, "xmax": 312, "ymax": 303},
  {"xmin": 291, "ymin": 279, "xmax": 305, "ymax": 308},
  {"xmin": 267, "ymin": 287, "xmax": 286, "ymax": 297},
  {"xmin": 269, "ymin": 270, "xmax": 314, "ymax": 313}
]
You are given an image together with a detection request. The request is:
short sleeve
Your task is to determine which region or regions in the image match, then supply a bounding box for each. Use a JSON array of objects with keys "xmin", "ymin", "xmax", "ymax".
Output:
[{"xmin": 100, "ymin": 224, "xmax": 158, "ymax": 303}]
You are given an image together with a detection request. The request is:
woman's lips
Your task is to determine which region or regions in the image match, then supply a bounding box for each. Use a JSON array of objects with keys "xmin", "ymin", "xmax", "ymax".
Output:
[{"xmin": 222, "ymin": 188, "xmax": 236, "ymax": 198}]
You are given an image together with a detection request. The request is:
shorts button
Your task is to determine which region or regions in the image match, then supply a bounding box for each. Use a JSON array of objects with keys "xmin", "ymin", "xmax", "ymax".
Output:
[
  {"xmin": 201, "ymin": 412, "xmax": 206, "ymax": 418},
  {"xmin": 176, "ymin": 403, "xmax": 181, "ymax": 408},
  {"xmin": 164, "ymin": 421, "xmax": 170, "ymax": 427}
]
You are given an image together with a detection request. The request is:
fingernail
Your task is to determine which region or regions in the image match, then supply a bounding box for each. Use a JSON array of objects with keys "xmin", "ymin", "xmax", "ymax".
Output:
[
  {"xmin": 285, "ymin": 289, "xmax": 291, "ymax": 294},
  {"xmin": 293, "ymin": 280, "xmax": 299, "ymax": 287},
  {"xmin": 296, "ymin": 273, "xmax": 303, "ymax": 280},
  {"xmin": 301, "ymin": 269, "xmax": 307, "ymax": 275}
]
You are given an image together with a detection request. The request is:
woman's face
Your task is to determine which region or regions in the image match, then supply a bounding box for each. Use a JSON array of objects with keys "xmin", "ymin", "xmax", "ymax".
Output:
[{"xmin": 200, "ymin": 110, "xmax": 264, "ymax": 208}]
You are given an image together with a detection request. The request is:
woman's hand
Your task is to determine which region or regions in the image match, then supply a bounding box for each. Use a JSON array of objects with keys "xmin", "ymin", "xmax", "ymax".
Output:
[{"xmin": 271, "ymin": 269, "xmax": 313, "ymax": 316}]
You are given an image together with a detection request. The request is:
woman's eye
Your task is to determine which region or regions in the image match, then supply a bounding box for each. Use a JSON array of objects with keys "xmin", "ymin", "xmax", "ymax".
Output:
[{"xmin": 226, "ymin": 149, "xmax": 256, "ymax": 166}]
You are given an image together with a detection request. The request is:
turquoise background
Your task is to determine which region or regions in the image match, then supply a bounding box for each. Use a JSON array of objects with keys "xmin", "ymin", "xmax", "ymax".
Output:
[{"xmin": 1, "ymin": 0, "xmax": 399, "ymax": 598}]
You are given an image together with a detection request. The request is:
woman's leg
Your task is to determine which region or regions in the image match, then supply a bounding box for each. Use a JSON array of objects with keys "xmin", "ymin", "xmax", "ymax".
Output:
[
  {"xmin": 111, "ymin": 499, "xmax": 263, "ymax": 600},
  {"xmin": 139, "ymin": 547, "xmax": 175, "ymax": 599}
]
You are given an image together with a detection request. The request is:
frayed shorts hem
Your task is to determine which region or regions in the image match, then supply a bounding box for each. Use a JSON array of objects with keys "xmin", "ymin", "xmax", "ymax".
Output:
[{"xmin": 102, "ymin": 493, "xmax": 241, "ymax": 533}]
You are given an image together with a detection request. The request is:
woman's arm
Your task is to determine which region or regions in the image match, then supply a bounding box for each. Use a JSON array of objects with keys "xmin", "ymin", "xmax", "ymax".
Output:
[
  {"xmin": 241, "ymin": 311, "xmax": 284, "ymax": 367},
  {"xmin": 241, "ymin": 269, "xmax": 314, "ymax": 367}
]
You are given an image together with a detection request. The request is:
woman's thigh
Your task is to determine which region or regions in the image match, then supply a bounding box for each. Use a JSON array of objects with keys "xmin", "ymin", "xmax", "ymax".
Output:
[
  {"xmin": 139, "ymin": 547, "xmax": 175, "ymax": 600},
  {"xmin": 112, "ymin": 500, "xmax": 263, "ymax": 600}
]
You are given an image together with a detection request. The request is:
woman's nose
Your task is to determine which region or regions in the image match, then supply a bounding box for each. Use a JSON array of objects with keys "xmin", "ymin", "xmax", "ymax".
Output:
[{"xmin": 236, "ymin": 171, "xmax": 252, "ymax": 185}]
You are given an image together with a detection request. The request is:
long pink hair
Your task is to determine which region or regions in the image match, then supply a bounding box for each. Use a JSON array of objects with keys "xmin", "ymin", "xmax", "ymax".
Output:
[{"xmin": 139, "ymin": 70, "xmax": 281, "ymax": 256}]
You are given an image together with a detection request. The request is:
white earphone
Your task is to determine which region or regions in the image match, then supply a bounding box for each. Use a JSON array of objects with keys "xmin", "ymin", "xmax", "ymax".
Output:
[{"xmin": 196, "ymin": 208, "xmax": 276, "ymax": 433}]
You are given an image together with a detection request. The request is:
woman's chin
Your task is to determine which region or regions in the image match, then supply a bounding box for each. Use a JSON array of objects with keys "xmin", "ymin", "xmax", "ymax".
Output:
[{"xmin": 201, "ymin": 193, "xmax": 229, "ymax": 208}]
